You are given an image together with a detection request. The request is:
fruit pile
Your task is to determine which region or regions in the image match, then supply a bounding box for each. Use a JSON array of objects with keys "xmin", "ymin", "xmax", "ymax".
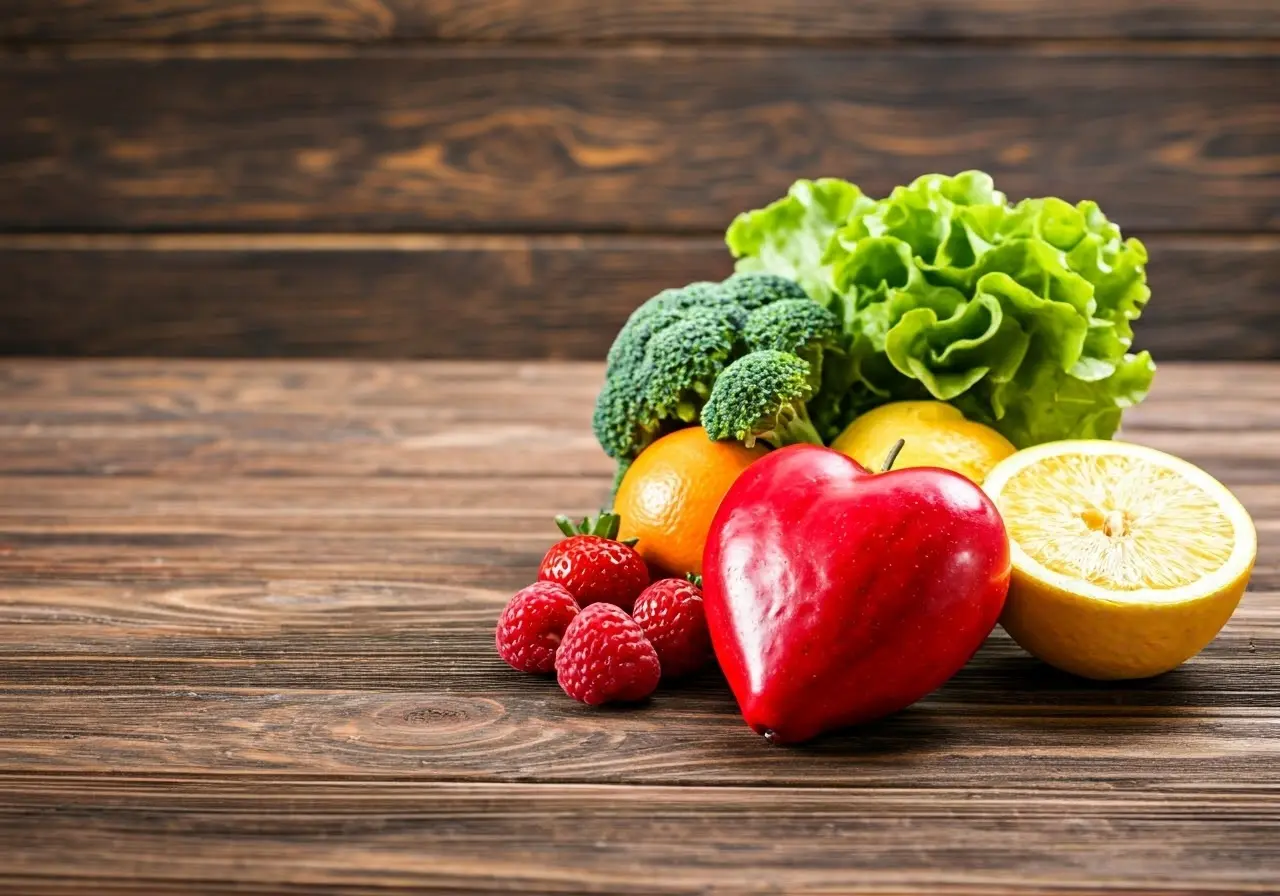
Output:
[
  {"xmin": 496, "ymin": 171, "xmax": 1258, "ymax": 744},
  {"xmin": 496, "ymin": 514, "xmax": 713, "ymax": 704}
]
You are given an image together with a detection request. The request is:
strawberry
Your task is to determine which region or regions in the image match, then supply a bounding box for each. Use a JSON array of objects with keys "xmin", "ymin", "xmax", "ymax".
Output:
[
  {"xmin": 555, "ymin": 603, "xmax": 661, "ymax": 705},
  {"xmin": 632, "ymin": 577, "xmax": 713, "ymax": 680},
  {"xmin": 495, "ymin": 581, "xmax": 581, "ymax": 674},
  {"xmin": 538, "ymin": 513, "xmax": 649, "ymax": 611}
]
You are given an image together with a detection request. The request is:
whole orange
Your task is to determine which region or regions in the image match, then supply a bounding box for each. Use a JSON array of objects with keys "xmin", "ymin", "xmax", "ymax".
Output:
[{"xmin": 614, "ymin": 427, "xmax": 768, "ymax": 577}]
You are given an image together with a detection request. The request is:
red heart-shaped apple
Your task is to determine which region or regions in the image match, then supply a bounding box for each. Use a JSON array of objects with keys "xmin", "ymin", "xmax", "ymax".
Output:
[{"xmin": 703, "ymin": 443, "xmax": 1010, "ymax": 744}]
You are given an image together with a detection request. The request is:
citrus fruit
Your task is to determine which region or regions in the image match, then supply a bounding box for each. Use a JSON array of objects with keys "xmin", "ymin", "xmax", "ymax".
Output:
[
  {"xmin": 614, "ymin": 427, "xmax": 767, "ymax": 577},
  {"xmin": 982, "ymin": 440, "xmax": 1256, "ymax": 680},
  {"xmin": 830, "ymin": 401, "xmax": 1016, "ymax": 483}
]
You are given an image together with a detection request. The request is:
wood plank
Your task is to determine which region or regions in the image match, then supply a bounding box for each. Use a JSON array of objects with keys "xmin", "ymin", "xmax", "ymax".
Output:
[
  {"xmin": 0, "ymin": 605, "xmax": 1276, "ymax": 782},
  {"xmin": 0, "ymin": 374, "xmax": 613, "ymax": 478},
  {"xmin": 0, "ymin": 474, "xmax": 1272, "ymax": 589},
  {"xmin": 1, "ymin": 778, "xmax": 1277, "ymax": 895},
  {"xmin": 1140, "ymin": 236, "xmax": 1280, "ymax": 360},
  {"xmin": 2, "ymin": 0, "xmax": 1277, "ymax": 42},
  {"xmin": 0, "ymin": 359, "xmax": 612, "ymax": 478},
  {"xmin": 1, "ymin": 47, "xmax": 1277, "ymax": 233},
  {"xmin": 5, "ymin": 474, "xmax": 1270, "ymax": 542},
  {"xmin": 1, "ymin": 361, "xmax": 1277, "ymax": 481},
  {"xmin": 0, "ymin": 235, "xmax": 734, "ymax": 360},
  {"xmin": 2, "ymin": 234, "xmax": 1276, "ymax": 360}
]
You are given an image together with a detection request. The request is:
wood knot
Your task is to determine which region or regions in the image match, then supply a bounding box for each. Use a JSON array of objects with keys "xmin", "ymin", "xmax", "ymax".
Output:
[{"xmin": 404, "ymin": 706, "xmax": 467, "ymax": 725}]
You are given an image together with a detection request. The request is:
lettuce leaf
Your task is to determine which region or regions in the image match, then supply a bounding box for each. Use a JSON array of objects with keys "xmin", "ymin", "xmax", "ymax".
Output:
[
  {"xmin": 727, "ymin": 172, "xmax": 1155, "ymax": 448},
  {"xmin": 726, "ymin": 179, "xmax": 874, "ymax": 306}
]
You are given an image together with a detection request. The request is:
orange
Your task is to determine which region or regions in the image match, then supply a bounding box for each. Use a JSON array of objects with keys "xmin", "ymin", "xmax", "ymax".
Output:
[{"xmin": 614, "ymin": 427, "xmax": 768, "ymax": 577}]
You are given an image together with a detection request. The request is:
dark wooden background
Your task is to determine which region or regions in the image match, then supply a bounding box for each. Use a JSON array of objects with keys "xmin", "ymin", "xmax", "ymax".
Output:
[{"xmin": 1, "ymin": 1, "xmax": 1277, "ymax": 361}]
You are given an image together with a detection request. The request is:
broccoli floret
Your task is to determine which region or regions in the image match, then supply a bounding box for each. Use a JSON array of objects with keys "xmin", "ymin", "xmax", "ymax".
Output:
[
  {"xmin": 701, "ymin": 350, "xmax": 824, "ymax": 449},
  {"xmin": 742, "ymin": 299, "xmax": 847, "ymax": 441},
  {"xmin": 592, "ymin": 377, "xmax": 645, "ymax": 462},
  {"xmin": 606, "ymin": 283, "xmax": 728, "ymax": 369},
  {"xmin": 719, "ymin": 272, "xmax": 811, "ymax": 310},
  {"xmin": 638, "ymin": 306, "xmax": 741, "ymax": 424},
  {"xmin": 595, "ymin": 308, "xmax": 684, "ymax": 461},
  {"xmin": 594, "ymin": 274, "xmax": 825, "ymax": 472},
  {"xmin": 743, "ymin": 299, "xmax": 842, "ymax": 391},
  {"xmin": 625, "ymin": 282, "xmax": 731, "ymax": 330},
  {"xmin": 594, "ymin": 284, "xmax": 745, "ymax": 462},
  {"xmin": 604, "ymin": 305, "xmax": 681, "ymax": 371}
]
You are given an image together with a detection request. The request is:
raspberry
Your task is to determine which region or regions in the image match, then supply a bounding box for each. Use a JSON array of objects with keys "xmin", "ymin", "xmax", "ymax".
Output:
[
  {"xmin": 495, "ymin": 582, "xmax": 581, "ymax": 674},
  {"xmin": 555, "ymin": 603, "xmax": 661, "ymax": 705},
  {"xmin": 632, "ymin": 578, "xmax": 713, "ymax": 680},
  {"xmin": 539, "ymin": 534, "xmax": 650, "ymax": 611}
]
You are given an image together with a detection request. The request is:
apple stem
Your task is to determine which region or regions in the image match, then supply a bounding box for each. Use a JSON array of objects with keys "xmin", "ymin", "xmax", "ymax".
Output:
[{"xmin": 881, "ymin": 438, "xmax": 906, "ymax": 473}]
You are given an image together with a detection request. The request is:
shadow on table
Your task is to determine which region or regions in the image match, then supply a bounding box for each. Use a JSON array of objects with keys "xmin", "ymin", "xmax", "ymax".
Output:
[
  {"xmin": 651, "ymin": 637, "xmax": 1248, "ymax": 756},
  {"xmin": 803, "ymin": 647, "xmax": 1244, "ymax": 757}
]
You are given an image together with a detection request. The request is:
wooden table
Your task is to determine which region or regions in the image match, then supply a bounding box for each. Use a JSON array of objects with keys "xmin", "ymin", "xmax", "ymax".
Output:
[{"xmin": 1, "ymin": 359, "xmax": 1276, "ymax": 894}]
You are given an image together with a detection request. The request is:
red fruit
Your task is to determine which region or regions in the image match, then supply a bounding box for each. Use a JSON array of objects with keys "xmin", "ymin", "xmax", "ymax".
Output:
[
  {"xmin": 555, "ymin": 603, "xmax": 661, "ymax": 705},
  {"xmin": 704, "ymin": 443, "xmax": 1010, "ymax": 745},
  {"xmin": 632, "ymin": 578, "xmax": 713, "ymax": 679},
  {"xmin": 539, "ymin": 514, "xmax": 649, "ymax": 611},
  {"xmin": 495, "ymin": 581, "xmax": 581, "ymax": 674}
]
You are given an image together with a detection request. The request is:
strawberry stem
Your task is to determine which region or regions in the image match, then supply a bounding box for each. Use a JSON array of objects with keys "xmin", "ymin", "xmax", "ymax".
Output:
[{"xmin": 554, "ymin": 512, "xmax": 624, "ymax": 541}]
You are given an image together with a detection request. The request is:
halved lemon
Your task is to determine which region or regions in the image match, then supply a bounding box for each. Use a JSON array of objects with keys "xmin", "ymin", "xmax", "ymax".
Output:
[{"xmin": 982, "ymin": 440, "xmax": 1256, "ymax": 680}]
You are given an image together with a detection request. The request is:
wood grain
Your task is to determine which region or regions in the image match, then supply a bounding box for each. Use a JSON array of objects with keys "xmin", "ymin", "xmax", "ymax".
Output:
[
  {"xmin": 0, "ymin": 358, "xmax": 1277, "ymax": 893},
  {"xmin": 0, "ymin": 477, "xmax": 1274, "ymax": 592},
  {"xmin": 0, "ymin": 612, "xmax": 1276, "ymax": 782},
  {"xmin": 3, "ymin": 0, "xmax": 1278, "ymax": 42},
  {"xmin": 0, "ymin": 360, "xmax": 612, "ymax": 478},
  {"xmin": 2, "ymin": 47, "xmax": 1277, "ymax": 233},
  {"xmin": 1139, "ymin": 236, "xmax": 1280, "ymax": 360},
  {"xmin": 1, "ymin": 361, "xmax": 1277, "ymax": 481},
  {"xmin": 0, "ymin": 235, "xmax": 734, "ymax": 360},
  {"xmin": 1, "ymin": 778, "xmax": 1277, "ymax": 895},
  {"xmin": 2, "ymin": 234, "xmax": 1276, "ymax": 360}
]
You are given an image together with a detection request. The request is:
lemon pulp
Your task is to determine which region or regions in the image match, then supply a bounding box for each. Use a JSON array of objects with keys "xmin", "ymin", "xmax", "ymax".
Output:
[
  {"xmin": 983, "ymin": 440, "xmax": 1256, "ymax": 679},
  {"xmin": 1000, "ymin": 452, "xmax": 1235, "ymax": 592}
]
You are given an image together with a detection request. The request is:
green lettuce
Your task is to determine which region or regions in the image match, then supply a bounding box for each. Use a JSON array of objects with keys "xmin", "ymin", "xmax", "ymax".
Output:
[
  {"xmin": 725, "ymin": 178, "xmax": 874, "ymax": 306},
  {"xmin": 726, "ymin": 172, "xmax": 1155, "ymax": 448}
]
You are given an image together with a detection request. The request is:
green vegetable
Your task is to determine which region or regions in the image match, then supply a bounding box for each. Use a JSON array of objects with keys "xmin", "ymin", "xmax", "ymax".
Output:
[
  {"xmin": 592, "ymin": 274, "xmax": 835, "ymax": 469},
  {"xmin": 719, "ymin": 271, "xmax": 811, "ymax": 310},
  {"xmin": 591, "ymin": 301, "xmax": 740, "ymax": 463},
  {"xmin": 726, "ymin": 171, "xmax": 1155, "ymax": 447},
  {"xmin": 701, "ymin": 350, "xmax": 824, "ymax": 449},
  {"xmin": 743, "ymin": 299, "xmax": 842, "ymax": 392},
  {"xmin": 725, "ymin": 180, "xmax": 875, "ymax": 306},
  {"xmin": 639, "ymin": 306, "xmax": 742, "ymax": 424}
]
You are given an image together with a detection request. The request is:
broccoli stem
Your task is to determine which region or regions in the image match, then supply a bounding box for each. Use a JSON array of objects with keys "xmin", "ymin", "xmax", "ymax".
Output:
[
  {"xmin": 754, "ymin": 403, "xmax": 824, "ymax": 449},
  {"xmin": 774, "ymin": 413, "xmax": 824, "ymax": 448},
  {"xmin": 607, "ymin": 458, "xmax": 633, "ymax": 506}
]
